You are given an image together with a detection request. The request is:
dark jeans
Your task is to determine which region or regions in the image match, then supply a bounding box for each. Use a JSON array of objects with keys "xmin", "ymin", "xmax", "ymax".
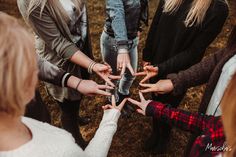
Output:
[{"xmin": 25, "ymin": 90, "xmax": 51, "ymax": 123}]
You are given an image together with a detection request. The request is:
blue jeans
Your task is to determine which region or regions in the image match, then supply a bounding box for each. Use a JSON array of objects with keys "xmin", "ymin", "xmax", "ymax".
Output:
[{"xmin": 100, "ymin": 31, "xmax": 138, "ymax": 101}]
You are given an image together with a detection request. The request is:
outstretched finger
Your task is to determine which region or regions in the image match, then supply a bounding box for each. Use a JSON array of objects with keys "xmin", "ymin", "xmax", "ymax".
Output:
[
  {"xmin": 103, "ymin": 77, "xmax": 115, "ymax": 87},
  {"xmin": 139, "ymin": 83, "xmax": 153, "ymax": 88},
  {"xmin": 140, "ymin": 88, "xmax": 154, "ymax": 93},
  {"xmin": 96, "ymin": 89, "xmax": 111, "ymax": 96},
  {"xmin": 140, "ymin": 75, "xmax": 150, "ymax": 83},
  {"xmin": 127, "ymin": 98, "xmax": 141, "ymax": 107},
  {"xmin": 134, "ymin": 71, "xmax": 146, "ymax": 76},
  {"xmin": 139, "ymin": 92, "xmax": 145, "ymax": 101},
  {"xmin": 120, "ymin": 64, "xmax": 126, "ymax": 76},
  {"xmin": 117, "ymin": 98, "xmax": 127, "ymax": 110},
  {"xmin": 127, "ymin": 63, "xmax": 135, "ymax": 76},
  {"xmin": 97, "ymin": 85, "xmax": 113, "ymax": 90},
  {"xmin": 108, "ymin": 74, "xmax": 121, "ymax": 80},
  {"xmin": 136, "ymin": 109, "xmax": 145, "ymax": 115},
  {"xmin": 111, "ymin": 95, "xmax": 116, "ymax": 107}
]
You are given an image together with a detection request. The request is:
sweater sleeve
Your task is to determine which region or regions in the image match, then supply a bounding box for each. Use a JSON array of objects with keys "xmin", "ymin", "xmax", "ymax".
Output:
[
  {"xmin": 82, "ymin": 109, "xmax": 120, "ymax": 157},
  {"xmin": 166, "ymin": 49, "xmax": 224, "ymax": 96},
  {"xmin": 157, "ymin": 6, "xmax": 228, "ymax": 77},
  {"xmin": 37, "ymin": 55, "xmax": 67, "ymax": 87},
  {"xmin": 28, "ymin": 6, "xmax": 79, "ymax": 60},
  {"xmin": 142, "ymin": 0, "xmax": 164, "ymax": 62},
  {"xmin": 146, "ymin": 101, "xmax": 218, "ymax": 134}
]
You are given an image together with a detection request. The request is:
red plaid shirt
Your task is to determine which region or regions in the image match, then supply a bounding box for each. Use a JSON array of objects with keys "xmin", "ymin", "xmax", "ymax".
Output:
[{"xmin": 146, "ymin": 101, "xmax": 227, "ymax": 157}]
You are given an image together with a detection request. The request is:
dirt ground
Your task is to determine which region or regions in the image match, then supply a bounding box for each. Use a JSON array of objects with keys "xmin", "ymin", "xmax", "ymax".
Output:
[{"xmin": 0, "ymin": 0, "xmax": 235, "ymax": 156}]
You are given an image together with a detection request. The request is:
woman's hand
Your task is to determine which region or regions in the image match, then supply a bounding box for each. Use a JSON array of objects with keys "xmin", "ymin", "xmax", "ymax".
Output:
[
  {"xmin": 77, "ymin": 80, "xmax": 114, "ymax": 96},
  {"xmin": 135, "ymin": 65, "xmax": 158, "ymax": 83},
  {"xmin": 139, "ymin": 79, "xmax": 174, "ymax": 94},
  {"xmin": 102, "ymin": 95, "xmax": 127, "ymax": 111},
  {"xmin": 127, "ymin": 92, "xmax": 151, "ymax": 115},
  {"xmin": 117, "ymin": 52, "xmax": 135, "ymax": 76},
  {"xmin": 93, "ymin": 63, "xmax": 121, "ymax": 87}
]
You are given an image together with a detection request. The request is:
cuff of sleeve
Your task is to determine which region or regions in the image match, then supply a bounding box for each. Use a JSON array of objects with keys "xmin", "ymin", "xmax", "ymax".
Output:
[
  {"xmin": 145, "ymin": 101, "xmax": 156, "ymax": 116},
  {"xmin": 166, "ymin": 73, "xmax": 179, "ymax": 96},
  {"xmin": 117, "ymin": 40, "xmax": 129, "ymax": 52},
  {"xmin": 62, "ymin": 45, "xmax": 79, "ymax": 60},
  {"xmin": 101, "ymin": 109, "xmax": 121, "ymax": 124},
  {"xmin": 62, "ymin": 73, "xmax": 72, "ymax": 88}
]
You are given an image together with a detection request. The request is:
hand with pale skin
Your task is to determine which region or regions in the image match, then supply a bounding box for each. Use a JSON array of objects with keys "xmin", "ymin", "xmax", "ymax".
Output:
[
  {"xmin": 67, "ymin": 76, "xmax": 113, "ymax": 96},
  {"xmin": 127, "ymin": 92, "xmax": 151, "ymax": 115},
  {"xmin": 102, "ymin": 95, "xmax": 128, "ymax": 111},
  {"xmin": 93, "ymin": 63, "xmax": 121, "ymax": 87},
  {"xmin": 139, "ymin": 79, "xmax": 174, "ymax": 94},
  {"xmin": 135, "ymin": 65, "xmax": 158, "ymax": 83},
  {"xmin": 117, "ymin": 51, "xmax": 135, "ymax": 76},
  {"xmin": 70, "ymin": 51, "xmax": 120, "ymax": 87}
]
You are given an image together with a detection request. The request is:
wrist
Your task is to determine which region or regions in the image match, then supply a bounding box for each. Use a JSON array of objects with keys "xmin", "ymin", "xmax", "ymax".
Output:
[
  {"xmin": 145, "ymin": 101, "xmax": 156, "ymax": 116},
  {"xmin": 75, "ymin": 79, "xmax": 83, "ymax": 91},
  {"xmin": 88, "ymin": 61, "xmax": 97, "ymax": 74},
  {"xmin": 118, "ymin": 48, "xmax": 129, "ymax": 54}
]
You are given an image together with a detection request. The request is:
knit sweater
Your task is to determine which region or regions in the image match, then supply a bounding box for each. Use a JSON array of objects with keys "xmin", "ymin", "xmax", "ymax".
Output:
[
  {"xmin": 0, "ymin": 109, "xmax": 120, "ymax": 157},
  {"xmin": 143, "ymin": 0, "xmax": 228, "ymax": 79},
  {"xmin": 167, "ymin": 49, "xmax": 236, "ymax": 114}
]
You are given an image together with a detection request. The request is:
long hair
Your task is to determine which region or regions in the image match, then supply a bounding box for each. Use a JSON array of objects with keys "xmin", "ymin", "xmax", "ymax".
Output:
[
  {"xmin": 27, "ymin": 0, "xmax": 84, "ymax": 21},
  {"xmin": 163, "ymin": 0, "xmax": 227, "ymax": 27}
]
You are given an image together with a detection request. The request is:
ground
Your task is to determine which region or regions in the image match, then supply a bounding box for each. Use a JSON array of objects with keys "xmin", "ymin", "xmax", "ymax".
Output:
[{"xmin": 0, "ymin": 0, "xmax": 235, "ymax": 156}]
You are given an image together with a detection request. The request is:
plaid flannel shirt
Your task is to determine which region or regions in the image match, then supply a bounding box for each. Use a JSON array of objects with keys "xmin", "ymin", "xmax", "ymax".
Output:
[{"xmin": 146, "ymin": 101, "xmax": 227, "ymax": 157}]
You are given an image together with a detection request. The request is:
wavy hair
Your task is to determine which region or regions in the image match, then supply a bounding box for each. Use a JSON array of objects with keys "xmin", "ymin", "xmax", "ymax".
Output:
[{"xmin": 163, "ymin": 0, "xmax": 228, "ymax": 27}]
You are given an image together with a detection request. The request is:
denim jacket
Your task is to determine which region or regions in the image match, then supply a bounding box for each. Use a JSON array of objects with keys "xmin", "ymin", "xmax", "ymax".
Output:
[{"xmin": 105, "ymin": 0, "xmax": 148, "ymax": 51}]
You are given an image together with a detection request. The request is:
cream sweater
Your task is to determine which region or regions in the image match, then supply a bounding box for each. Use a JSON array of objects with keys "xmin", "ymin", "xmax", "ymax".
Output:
[{"xmin": 0, "ymin": 109, "xmax": 120, "ymax": 157}]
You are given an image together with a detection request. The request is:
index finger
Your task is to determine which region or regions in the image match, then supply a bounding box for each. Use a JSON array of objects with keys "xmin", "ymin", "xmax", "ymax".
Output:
[
  {"xmin": 109, "ymin": 74, "xmax": 121, "ymax": 80},
  {"xmin": 134, "ymin": 71, "xmax": 146, "ymax": 76},
  {"xmin": 120, "ymin": 63, "xmax": 126, "ymax": 76},
  {"xmin": 139, "ymin": 92, "xmax": 145, "ymax": 101},
  {"xmin": 140, "ymin": 75, "xmax": 150, "ymax": 83},
  {"xmin": 96, "ymin": 89, "xmax": 111, "ymax": 96},
  {"xmin": 117, "ymin": 98, "xmax": 127, "ymax": 110},
  {"xmin": 111, "ymin": 95, "xmax": 116, "ymax": 107},
  {"xmin": 127, "ymin": 64, "xmax": 135, "ymax": 75}
]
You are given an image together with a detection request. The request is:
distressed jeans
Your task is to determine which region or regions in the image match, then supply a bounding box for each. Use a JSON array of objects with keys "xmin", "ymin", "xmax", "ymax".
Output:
[{"xmin": 100, "ymin": 31, "xmax": 138, "ymax": 101}]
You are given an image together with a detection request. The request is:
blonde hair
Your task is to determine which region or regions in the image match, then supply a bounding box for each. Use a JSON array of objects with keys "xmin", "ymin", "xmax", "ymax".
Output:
[
  {"xmin": 163, "ymin": 0, "xmax": 226, "ymax": 27},
  {"xmin": 0, "ymin": 12, "xmax": 37, "ymax": 116},
  {"xmin": 27, "ymin": 0, "xmax": 84, "ymax": 22},
  {"xmin": 221, "ymin": 74, "xmax": 236, "ymax": 157}
]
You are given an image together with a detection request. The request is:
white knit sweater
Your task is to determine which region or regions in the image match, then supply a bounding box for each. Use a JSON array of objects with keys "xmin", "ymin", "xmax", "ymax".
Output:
[{"xmin": 0, "ymin": 109, "xmax": 120, "ymax": 157}]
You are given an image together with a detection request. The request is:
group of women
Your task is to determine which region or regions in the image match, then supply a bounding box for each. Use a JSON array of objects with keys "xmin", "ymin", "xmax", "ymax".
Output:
[{"xmin": 0, "ymin": 0, "xmax": 235, "ymax": 156}]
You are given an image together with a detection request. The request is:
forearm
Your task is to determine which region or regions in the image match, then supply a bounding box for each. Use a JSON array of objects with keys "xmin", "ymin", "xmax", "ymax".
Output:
[
  {"xmin": 84, "ymin": 109, "xmax": 120, "ymax": 157},
  {"xmin": 167, "ymin": 50, "xmax": 224, "ymax": 96},
  {"xmin": 146, "ymin": 101, "xmax": 209, "ymax": 133},
  {"xmin": 70, "ymin": 50, "xmax": 94, "ymax": 69}
]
